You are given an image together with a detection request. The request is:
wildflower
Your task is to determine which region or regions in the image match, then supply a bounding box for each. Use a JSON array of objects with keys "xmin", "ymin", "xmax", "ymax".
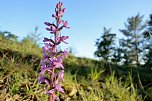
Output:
[
  {"xmin": 57, "ymin": 36, "xmax": 69, "ymax": 44},
  {"xmin": 39, "ymin": 1, "xmax": 69, "ymax": 101},
  {"xmin": 58, "ymin": 70, "xmax": 64, "ymax": 82},
  {"xmin": 38, "ymin": 76, "xmax": 50, "ymax": 87},
  {"xmin": 44, "ymin": 22, "xmax": 51, "ymax": 26},
  {"xmin": 62, "ymin": 20, "xmax": 69, "ymax": 28}
]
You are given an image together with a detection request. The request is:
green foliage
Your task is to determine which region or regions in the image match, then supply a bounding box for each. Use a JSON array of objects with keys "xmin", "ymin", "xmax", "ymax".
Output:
[
  {"xmin": 0, "ymin": 31, "xmax": 18, "ymax": 41},
  {"xmin": 143, "ymin": 14, "xmax": 152, "ymax": 68},
  {"xmin": 119, "ymin": 13, "xmax": 146, "ymax": 66},
  {"xmin": 143, "ymin": 14, "xmax": 152, "ymax": 38},
  {"xmin": 0, "ymin": 37, "xmax": 42, "ymax": 58},
  {"xmin": 89, "ymin": 67, "xmax": 104, "ymax": 82},
  {"xmin": 94, "ymin": 27, "xmax": 116, "ymax": 62},
  {"xmin": 144, "ymin": 48, "xmax": 152, "ymax": 69},
  {"xmin": 0, "ymin": 37, "xmax": 147, "ymax": 101},
  {"xmin": 102, "ymin": 72, "xmax": 142, "ymax": 101},
  {"xmin": 111, "ymin": 47, "xmax": 123, "ymax": 65}
]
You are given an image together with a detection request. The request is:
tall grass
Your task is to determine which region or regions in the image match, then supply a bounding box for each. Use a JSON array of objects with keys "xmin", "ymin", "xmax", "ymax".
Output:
[
  {"xmin": 0, "ymin": 37, "xmax": 42, "ymax": 58},
  {"xmin": 0, "ymin": 38, "xmax": 146, "ymax": 101}
]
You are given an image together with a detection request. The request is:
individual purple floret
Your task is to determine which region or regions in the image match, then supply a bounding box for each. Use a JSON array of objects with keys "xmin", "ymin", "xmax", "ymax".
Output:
[{"xmin": 38, "ymin": 1, "xmax": 69, "ymax": 101}]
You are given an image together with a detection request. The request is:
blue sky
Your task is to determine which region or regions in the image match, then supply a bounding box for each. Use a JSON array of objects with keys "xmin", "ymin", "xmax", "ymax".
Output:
[{"xmin": 0, "ymin": 0, "xmax": 152, "ymax": 58}]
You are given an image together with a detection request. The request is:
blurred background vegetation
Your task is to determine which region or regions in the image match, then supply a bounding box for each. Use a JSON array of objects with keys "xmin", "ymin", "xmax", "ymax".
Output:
[{"xmin": 0, "ymin": 13, "xmax": 152, "ymax": 101}]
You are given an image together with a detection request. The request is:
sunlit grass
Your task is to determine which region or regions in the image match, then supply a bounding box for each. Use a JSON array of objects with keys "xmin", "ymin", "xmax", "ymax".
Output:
[
  {"xmin": 0, "ymin": 37, "xmax": 42, "ymax": 58},
  {"xmin": 0, "ymin": 38, "xmax": 148, "ymax": 100}
]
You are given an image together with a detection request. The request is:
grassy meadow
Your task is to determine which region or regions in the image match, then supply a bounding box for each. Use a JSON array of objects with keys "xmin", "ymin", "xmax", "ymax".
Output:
[{"xmin": 0, "ymin": 37, "xmax": 152, "ymax": 101}]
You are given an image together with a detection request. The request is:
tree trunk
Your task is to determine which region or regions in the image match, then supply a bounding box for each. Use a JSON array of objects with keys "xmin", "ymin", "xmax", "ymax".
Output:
[{"xmin": 135, "ymin": 31, "xmax": 140, "ymax": 67}]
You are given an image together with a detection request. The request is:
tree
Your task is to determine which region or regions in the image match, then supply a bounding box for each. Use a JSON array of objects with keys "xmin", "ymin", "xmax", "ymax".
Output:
[
  {"xmin": 0, "ymin": 31, "xmax": 18, "ymax": 41},
  {"xmin": 119, "ymin": 13, "xmax": 146, "ymax": 67},
  {"xmin": 111, "ymin": 47, "xmax": 123, "ymax": 65},
  {"xmin": 143, "ymin": 14, "xmax": 152, "ymax": 38},
  {"xmin": 143, "ymin": 14, "xmax": 152, "ymax": 68},
  {"xmin": 94, "ymin": 27, "xmax": 116, "ymax": 63},
  {"xmin": 119, "ymin": 38, "xmax": 132, "ymax": 66}
]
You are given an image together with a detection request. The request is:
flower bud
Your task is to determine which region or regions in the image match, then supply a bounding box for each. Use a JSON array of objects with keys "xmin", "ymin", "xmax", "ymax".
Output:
[
  {"xmin": 44, "ymin": 22, "xmax": 51, "ymax": 26},
  {"xmin": 52, "ymin": 14, "xmax": 55, "ymax": 18},
  {"xmin": 62, "ymin": 8, "xmax": 66, "ymax": 13}
]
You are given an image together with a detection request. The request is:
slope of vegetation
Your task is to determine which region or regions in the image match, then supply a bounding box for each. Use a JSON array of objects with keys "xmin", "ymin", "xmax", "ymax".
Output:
[{"xmin": 0, "ymin": 35, "xmax": 152, "ymax": 101}]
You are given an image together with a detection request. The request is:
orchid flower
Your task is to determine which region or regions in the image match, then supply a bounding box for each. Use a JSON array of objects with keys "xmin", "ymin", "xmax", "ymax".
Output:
[{"xmin": 38, "ymin": 1, "xmax": 69, "ymax": 101}]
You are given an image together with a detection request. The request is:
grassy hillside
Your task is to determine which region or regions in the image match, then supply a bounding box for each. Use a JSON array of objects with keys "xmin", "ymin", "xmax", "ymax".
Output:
[{"xmin": 0, "ymin": 38, "xmax": 152, "ymax": 101}]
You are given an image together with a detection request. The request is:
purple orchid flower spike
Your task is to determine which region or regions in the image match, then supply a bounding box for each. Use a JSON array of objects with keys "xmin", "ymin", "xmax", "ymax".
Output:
[
  {"xmin": 38, "ymin": 76, "xmax": 50, "ymax": 87},
  {"xmin": 62, "ymin": 20, "xmax": 70, "ymax": 28},
  {"xmin": 57, "ymin": 36, "xmax": 69, "ymax": 44},
  {"xmin": 58, "ymin": 70, "xmax": 64, "ymax": 82},
  {"xmin": 46, "ymin": 84, "xmax": 64, "ymax": 95},
  {"xmin": 38, "ymin": 1, "xmax": 69, "ymax": 101}
]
